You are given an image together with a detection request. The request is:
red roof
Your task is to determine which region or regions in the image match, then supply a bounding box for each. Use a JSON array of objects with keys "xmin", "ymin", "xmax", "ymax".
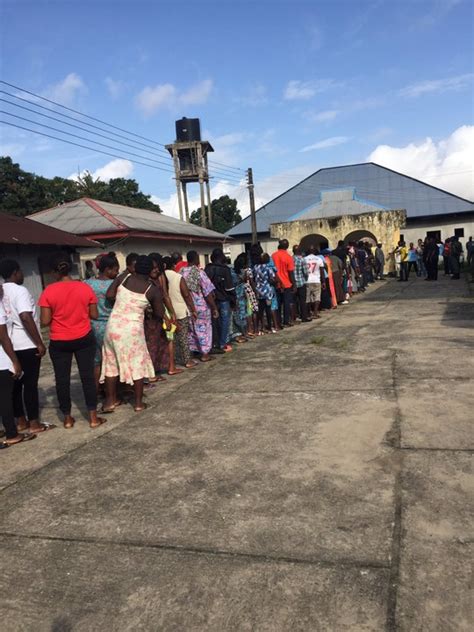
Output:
[{"xmin": 0, "ymin": 212, "xmax": 98, "ymax": 247}]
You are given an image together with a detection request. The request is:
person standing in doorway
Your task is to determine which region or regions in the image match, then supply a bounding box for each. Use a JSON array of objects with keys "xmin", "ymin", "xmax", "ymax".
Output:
[
  {"xmin": 423, "ymin": 237, "xmax": 439, "ymax": 281},
  {"xmin": 272, "ymin": 239, "xmax": 295, "ymax": 327}
]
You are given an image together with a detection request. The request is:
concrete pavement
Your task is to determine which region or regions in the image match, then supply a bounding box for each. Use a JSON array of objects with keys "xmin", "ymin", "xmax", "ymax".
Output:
[{"xmin": 1, "ymin": 274, "xmax": 472, "ymax": 631}]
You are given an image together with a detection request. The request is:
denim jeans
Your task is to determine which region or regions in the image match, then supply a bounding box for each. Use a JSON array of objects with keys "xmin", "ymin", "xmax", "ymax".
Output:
[{"xmin": 217, "ymin": 300, "xmax": 231, "ymax": 348}]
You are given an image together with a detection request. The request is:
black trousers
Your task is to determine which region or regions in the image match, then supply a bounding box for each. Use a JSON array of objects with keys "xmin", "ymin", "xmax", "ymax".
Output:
[
  {"xmin": 49, "ymin": 331, "xmax": 97, "ymax": 415},
  {"xmin": 296, "ymin": 285, "xmax": 308, "ymax": 320},
  {"xmin": 277, "ymin": 288, "xmax": 292, "ymax": 325},
  {"xmin": 258, "ymin": 298, "xmax": 272, "ymax": 330},
  {"xmin": 426, "ymin": 261, "xmax": 438, "ymax": 280},
  {"xmin": 13, "ymin": 347, "xmax": 41, "ymax": 420},
  {"xmin": 407, "ymin": 261, "xmax": 418, "ymax": 278},
  {"xmin": 399, "ymin": 262, "xmax": 408, "ymax": 281},
  {"xmin": 0, "ymin": 369, "xmax": 18, "ymax": 439}
]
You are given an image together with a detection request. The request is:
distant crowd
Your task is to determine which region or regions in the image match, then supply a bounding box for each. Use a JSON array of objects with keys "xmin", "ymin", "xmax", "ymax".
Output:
[{"xmin": 1, "ymin": 233, "xmax": 473, "ymax": 447}]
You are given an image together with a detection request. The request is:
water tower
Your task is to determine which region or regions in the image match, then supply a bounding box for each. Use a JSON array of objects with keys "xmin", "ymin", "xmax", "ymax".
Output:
[{"xmin": 166, "ymin": 118, "xmax": 214, "ymax": 227}]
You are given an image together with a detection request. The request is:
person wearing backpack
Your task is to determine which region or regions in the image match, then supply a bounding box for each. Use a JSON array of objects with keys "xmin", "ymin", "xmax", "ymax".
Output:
[{"xmin": 205, "ymin": 249, "xmax": 236, "ymax": 353}]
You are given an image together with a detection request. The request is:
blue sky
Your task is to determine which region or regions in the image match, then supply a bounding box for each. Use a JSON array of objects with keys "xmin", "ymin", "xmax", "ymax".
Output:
[{"xmin": 1, "ymin": 0, "xmax": 473, "ymax": 217}]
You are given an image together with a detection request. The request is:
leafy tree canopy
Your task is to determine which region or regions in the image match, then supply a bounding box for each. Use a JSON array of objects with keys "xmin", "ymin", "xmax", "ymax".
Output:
[
  {"xmin": 190, "ymin": 195, "xmax": 242, "ymax": 233},
  {"xmin": 0, "ymin": 156, "xmax": 161, "ymax": 216}
]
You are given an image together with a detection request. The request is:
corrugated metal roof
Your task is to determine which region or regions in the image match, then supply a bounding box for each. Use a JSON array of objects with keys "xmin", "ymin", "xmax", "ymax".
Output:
[
  {"xmin": 29, "ymin": 198, "xmax": 226, "ymax": 241},
  {"xmin": 227, "ymin": 162, "xmax": 474, "ymax": 237},
  {"xmin": 0, "ymin": 212, "xmax": 97, "ymax": 247}
]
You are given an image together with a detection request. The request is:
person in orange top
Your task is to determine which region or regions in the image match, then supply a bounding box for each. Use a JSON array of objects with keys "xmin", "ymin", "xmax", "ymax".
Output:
[{"xmin": 272, "ymin": 239, "xmax": 296, "ymax": 326}]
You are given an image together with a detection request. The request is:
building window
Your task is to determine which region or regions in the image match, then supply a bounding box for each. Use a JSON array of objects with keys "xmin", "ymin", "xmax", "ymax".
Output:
[
  {"xmin": 454, "ymin": 227, "xmax": 464, "ymax": 238},
  {"xmin": 427, "ymin": 230, "xmax": 441, "ymax": 242}
]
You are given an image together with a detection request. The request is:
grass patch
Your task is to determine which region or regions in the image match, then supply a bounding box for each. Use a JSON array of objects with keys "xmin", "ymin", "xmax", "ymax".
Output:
[{"xmin": 310, "ymin": 336, "xmax": 326, "ymax": 345}]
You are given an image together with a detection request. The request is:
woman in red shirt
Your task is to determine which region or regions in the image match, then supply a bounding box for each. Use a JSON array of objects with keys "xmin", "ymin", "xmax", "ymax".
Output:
[{"xmin": 39, "ymin": 253, "xmax": 106, "ymax": 429}]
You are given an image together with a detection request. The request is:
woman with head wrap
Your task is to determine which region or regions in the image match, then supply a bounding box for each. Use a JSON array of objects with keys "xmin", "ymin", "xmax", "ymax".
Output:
[{"xmin": 101, "ymin": 255, "xmax": 164, "ymax": 412}]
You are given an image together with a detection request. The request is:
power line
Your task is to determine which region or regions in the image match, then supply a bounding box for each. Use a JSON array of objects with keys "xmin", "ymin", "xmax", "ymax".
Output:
[
  {"xmin": 0, "ymin": 97, "xmax": 175, "ymax": 164},
  {"xmin": 0, "ymin": 110, "xmax": 176, "ymax": 170},
  {"xmin": 0, "ymin": 81, "xmax": 248, "ymax": 174},
  {"xmin": 0, "ymin": 79, "xmax": 170, "ymax": 151},
  {"xmin": 0, "ymin": 120, "xmax": 175, "ymax": 174}
]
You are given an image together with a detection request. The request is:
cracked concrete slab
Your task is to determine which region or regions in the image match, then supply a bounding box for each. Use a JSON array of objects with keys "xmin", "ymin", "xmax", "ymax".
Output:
[
  {"xmin": 0, "ymin": 274, "xmax": 472, "ymax": 631},
  {"xmin": 0, "ymin": 390, "xmax": 397, "ymax": 565},
  {"xmin": 397, "ymin": 452, "xmax": 473, "ymax": 631},
  {"xmin": 0, "ymin": 536, "xmax": 389, "ymax": 632}
]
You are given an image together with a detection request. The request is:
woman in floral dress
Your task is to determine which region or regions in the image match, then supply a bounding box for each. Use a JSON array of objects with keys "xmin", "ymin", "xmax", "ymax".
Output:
[
  {"xmin": 101, "ymin": 255, "xmax": 164, "ymax": 412},
  {"xmin": 85, "ymin": 252, "xmax": 119, "ymax": 390},
  {"xmin": 181, "ymin": 251, "xmax": 218, "ymax": 362}
]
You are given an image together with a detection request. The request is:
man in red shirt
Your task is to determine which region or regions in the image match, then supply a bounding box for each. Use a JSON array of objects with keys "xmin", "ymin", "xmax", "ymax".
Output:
[
  {"xmin": 272, "ymin": 239, "xmax": 296, "ymax": 326},
  {"xmin": 172, "ymin": 252, "xmax": 187, "ymax": 273}
]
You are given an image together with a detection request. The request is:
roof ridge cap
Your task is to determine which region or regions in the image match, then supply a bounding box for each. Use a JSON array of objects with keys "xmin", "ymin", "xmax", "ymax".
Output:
[{"xmin": 83, "ymin": 198, "xmax": 129, "ymax": 230}]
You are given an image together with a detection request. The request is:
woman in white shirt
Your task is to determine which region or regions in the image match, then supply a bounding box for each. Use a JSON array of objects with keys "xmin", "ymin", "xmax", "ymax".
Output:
[
  {"xmin": 0, "ymin": 259, "xmax": 52, "ymax": 434},
  {"xmin": 0, "ymin": 285, "xmax": 36, "ymax": 446}
]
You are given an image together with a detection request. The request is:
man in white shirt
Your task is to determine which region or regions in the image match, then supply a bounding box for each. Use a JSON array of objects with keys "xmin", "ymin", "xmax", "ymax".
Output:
[
  {"xmin": 1, "ymin": 259, "xmax": 50, "ymax": 434},
  {"xmin": 0, "ymin": 289, "xmax": 36, "ymax": 446},
  {"xmin": 304, "ymin": 245, "xmax": 325, "ymax": 319}
]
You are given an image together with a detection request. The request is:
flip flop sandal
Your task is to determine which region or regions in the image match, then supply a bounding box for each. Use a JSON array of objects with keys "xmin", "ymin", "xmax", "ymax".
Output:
[
  {"xmin": 0, "ymin": 442, "xmax": 9, "ymax": 449},
  {"xmin": 89, "ymin": 417, "xmax": 107, "ymax": 429},
  {"xmin": 29, "ymin": 423, "xmax": 57, "ymax": 434},
  {"xmin": 134, "ymin": 403, "xmax": 148, "ymax": 412},
  {"xmin": 5, "ymin": 432, "xmax": 37, "ymax": 445},
  {"xmin": 168, "ymin": 369, "xmax": 184, "ymax": 375}
]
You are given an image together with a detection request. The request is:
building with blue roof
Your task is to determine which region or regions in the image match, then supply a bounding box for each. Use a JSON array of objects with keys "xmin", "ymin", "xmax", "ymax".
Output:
[{"xmin": 226, "ymin": 162, "xmax": 474, "ymax": 257}]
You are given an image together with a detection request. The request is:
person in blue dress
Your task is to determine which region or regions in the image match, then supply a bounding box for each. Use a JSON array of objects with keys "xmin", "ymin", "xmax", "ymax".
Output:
[{"xmin": 85, "ymin": 252, "xmax": 120, "ymax": 390}]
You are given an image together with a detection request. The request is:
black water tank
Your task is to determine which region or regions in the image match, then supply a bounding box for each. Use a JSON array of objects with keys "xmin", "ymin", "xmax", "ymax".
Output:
[{"xmin": 175, "ymin": 117, "xmax": 201, "ymax": 142}]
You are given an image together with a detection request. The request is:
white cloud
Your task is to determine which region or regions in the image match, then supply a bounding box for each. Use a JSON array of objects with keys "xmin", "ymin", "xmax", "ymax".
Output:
[
  {"xmin": 45, "ymin": 73, "xmax": 87, "ymax": 106},
  {"xmin": 399, "ymin": 73, "xmax": 474, "ymax": 98},
  {"xmin": 105, "ymin": 77, "xmax": 126, "ymax": 99},
  {"xmin": 307, "ymin": 109, "xmax": 340, "ymax": 123},
  {"xmin": 368, "ymin": 125, "xmax": 474, "ymax": 200},
  {"xmin": 180, "ymin": 79, "xmax": 213, "ymax": 106},
  {"xmin": 135, "ymin": 79, "xmax": 213, "ymax": 116},
  {"xmin": 68, "ymin": 159, "xmax": 134, "ymax": 182},
  {"xmin": 284, "ymin": 79, "xmax": 343, "ymax": 101},
  {"xmin": 300, "ymin": 136, "xmax": 350, "ymax": 152},
  {"xmin": 135, "ymin": 83, "xmax": 177, "ymax": 116}
]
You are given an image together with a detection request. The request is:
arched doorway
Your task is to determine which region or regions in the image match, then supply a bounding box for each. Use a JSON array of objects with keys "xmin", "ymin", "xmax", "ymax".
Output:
[
  {"xmin": 299, "ymin": 233, "xmax": 330, "ymax": 253},
  {"xmin": 344, "ymin": 230, "xmax": 378, "ymax": 245}
]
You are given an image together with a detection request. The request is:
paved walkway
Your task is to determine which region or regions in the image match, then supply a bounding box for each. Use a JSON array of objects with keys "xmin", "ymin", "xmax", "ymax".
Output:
[{"xmin": 1, "ymin": 275, "xmax": 472, "ymax": 631}]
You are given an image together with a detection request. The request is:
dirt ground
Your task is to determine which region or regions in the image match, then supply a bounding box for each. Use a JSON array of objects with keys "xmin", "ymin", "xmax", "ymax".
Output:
[{"xmin": 1, "ymin": 274, "xmax": 472, "ymax": 631}]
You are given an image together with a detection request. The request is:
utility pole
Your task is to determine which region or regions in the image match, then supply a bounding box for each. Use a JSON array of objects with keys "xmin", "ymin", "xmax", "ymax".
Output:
[{"xmin": 247, "ymin": 167, "xmax": 257, "ymax": 245}]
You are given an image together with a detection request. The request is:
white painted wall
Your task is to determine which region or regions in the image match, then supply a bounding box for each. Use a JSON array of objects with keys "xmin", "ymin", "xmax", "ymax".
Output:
[
  {"xmin": 226, "ymin": 237, "xmax": 279, "ymax": 262},
  {"xmin": 403, "ymin": 216, "xmax": 474, "ymax": 250},
  {"xmin": 78, "ymin": 237, "xmax": 224, "ymax": 276}
]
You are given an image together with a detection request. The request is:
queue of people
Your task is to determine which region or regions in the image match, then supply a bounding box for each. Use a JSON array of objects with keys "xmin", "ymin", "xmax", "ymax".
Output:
[{"xmin": 0, "ymin": 234, "xmax": 469, "ymax": 446}]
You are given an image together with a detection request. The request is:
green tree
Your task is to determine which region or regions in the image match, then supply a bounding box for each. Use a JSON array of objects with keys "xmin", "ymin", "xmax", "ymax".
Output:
[
  {"xmin": 190, "ymin": 195, "xmax": 242, "ymax": 233},
  {"xmin": 0, "ymin": 157, "xmax": 161, "ymax": 215},
  {"xmin": 0, "ymin": 156, "xmax": 47, "ymax": 216}
]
